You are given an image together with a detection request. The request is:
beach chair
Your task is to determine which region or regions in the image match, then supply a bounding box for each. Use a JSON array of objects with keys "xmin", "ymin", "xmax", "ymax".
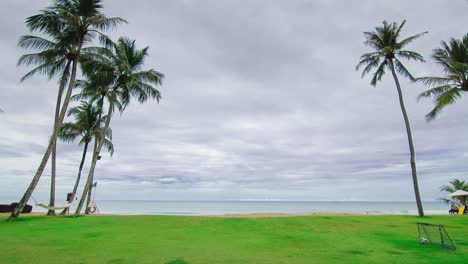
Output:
[{"xmin": 458, "ymin": 205, "xmax": 466, "ymax": 215}]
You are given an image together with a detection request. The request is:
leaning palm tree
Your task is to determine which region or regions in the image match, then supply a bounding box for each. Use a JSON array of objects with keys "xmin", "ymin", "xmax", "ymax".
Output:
[
  {"xmin": 417, "ymin": 34, "xmax": 468, "ymax": 120},
  {"xmin": 356, "ymin": 20, "xmax": 427, "ymax": 217},
  {"xmin": 58, "ymin": 101, "xmax": 113, "ymax": 215},
  {"xmin": 17, "ymin": 26, "xmax": 78, "ymax": 216},
  {"xmin": 74, "ymin": 37, "xmax": 164, "ymax": 215},
  {"xmin": 440, "ymin": 179, "xmax": 468, "ymax": 205},
  {"xmin": 8, "ymin": 0, "xmax": 125, "ymax": 222}
]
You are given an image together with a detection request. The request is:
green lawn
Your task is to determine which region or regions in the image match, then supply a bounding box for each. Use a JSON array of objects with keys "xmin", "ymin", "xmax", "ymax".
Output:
[{"xmin": 0, "ymin": 215, "xmax": 466, "ymax": 263}]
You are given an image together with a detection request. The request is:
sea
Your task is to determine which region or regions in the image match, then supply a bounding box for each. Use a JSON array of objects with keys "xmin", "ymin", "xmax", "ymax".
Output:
[{"xmin": 24, "ymin": 200, "xmax": 449, "ymax": 215}]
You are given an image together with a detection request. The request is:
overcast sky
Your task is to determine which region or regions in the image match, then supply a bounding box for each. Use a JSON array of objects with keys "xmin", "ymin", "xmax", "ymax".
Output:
[{"xmin": 1, "ymin": 0, "xmax": 467, "ymax": 204}]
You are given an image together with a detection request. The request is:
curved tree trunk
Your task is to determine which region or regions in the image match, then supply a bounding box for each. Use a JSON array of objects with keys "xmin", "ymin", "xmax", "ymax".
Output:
[
  {"xmin": 7, "ymin": 41, "xmax": 83, "ymax": 222},
  {"xmin": 75, "ymin": 139, "xmax": 98, "ymax": 215},
  {"xmin": 59, "ymin": 140, "xmax": 89, "ymax": 215},
  {"xmin": 47, "ymin": 143, "xmax": 57, "ymax": 215},
  {"xmin": 75, "ymin": 97, "xmax": 111, "ymax": 216},
  {"xmin": 47, "ymin": 61, "xmax": 71, "ymax": 216},
  {"xmin": 85, "ymin": 173, "xmax": 94, "ymax": 215},
  {"xmin": 389, "ymin": 59, "xmax": 424, "ymax": 217},
  {"xmin": 84, "ymin": 96, "xmax": 104, "ymax": 215}
]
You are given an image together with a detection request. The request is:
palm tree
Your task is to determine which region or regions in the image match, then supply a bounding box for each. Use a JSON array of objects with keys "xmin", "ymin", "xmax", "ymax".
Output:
[
  {"xmin": 18, "ymin": 13, "xmax": 81, "ymax": 215},
  {"xmin": 8, "ymin": 0, "xmax": 125, "ymax": 222},
  {"xmin": 440, "ymin": 179, "xmax": 468, "ymax": 205},
  {"xmin": 356, "ymin": 20, "xmax": 427, "ymax": 217},
  {"xmin": 417, "ymin": 34, "xmax": 468, "ymax": 120},
  {"xmin": 74, "ymin": 37, "xmax": 164, "ymax": 215},
  {"xmin": 58, "ymin": 101, "xmax": 113, "ymax": 215},
  {"xmin": 17, "ymin": 24, "xmax": 77, "ymax": 216}
]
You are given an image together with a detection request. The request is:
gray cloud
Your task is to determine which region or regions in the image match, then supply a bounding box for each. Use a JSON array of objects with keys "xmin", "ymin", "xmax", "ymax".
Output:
[{"xmin": 1, "ymin": 0, "xmax": 468, "ymax": 204}]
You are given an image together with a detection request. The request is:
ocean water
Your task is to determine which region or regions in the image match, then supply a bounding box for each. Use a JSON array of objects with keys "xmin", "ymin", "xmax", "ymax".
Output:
[{"xmin": 27, "ymin": 200, "xmax": 449, "ymax": 215}]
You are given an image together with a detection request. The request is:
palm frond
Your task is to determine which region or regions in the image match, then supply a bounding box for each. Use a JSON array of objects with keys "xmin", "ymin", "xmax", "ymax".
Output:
[
  {"xmin": 396, "ymin": 50, "xmax": 425, "ymax": 62},
  {"xmin": 358, "ymin": 20, "xmax": 424, "ymax": 85},
  {"xmin": 417, "ymin": 85, "xmax": 453, "ymax": 101},
  {"xmin": 102, "ymin": 137, "xmax": 114, "ymax": 156},
  {"xmin": 356, "ymin": 53, "xmax": 381, "ymax": 78},
  {"xmin": 394, "ymin": 20, "xmax": 406, "ymax": 40},
  {"xmin": 397, "ymin": 31, "xmax": 428, "ymax": 49},
  {"xmin": 370, "ymin": 61, "xmax": 388, "ymax": 86},
  {"xmin": 393, "ymin": 59, "xmax": 415, "ymax": 81},
  {"xmin": 416, "ymin": 77, "xmax": 454, "ymax": 87},
  {"xmin": 18, "ymin": 35, "xmax": 56, "ymax": 50},
  {"xmin": 90, "ymin": 16, "xmax": 127, "ymax": 32},
  {"xmin": 425, "ymin": 88, "xmax": 463, "ymax": 121},
  {"xmin": 18, "ymin": 58, "xmax": 66, "ymax": 81}
]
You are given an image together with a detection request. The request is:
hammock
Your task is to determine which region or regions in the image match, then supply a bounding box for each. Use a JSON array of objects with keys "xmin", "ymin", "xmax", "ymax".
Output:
[
  {"xmin": 30, "ymin": 195, "xmax": 73, "ymax": 210},
  {"xmin": 35, "ymin": 202, "xmax": 72, "ymax": 210}
]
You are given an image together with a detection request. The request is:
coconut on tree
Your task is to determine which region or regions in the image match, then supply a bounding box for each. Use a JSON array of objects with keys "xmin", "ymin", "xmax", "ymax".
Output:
[
  {"xmin": 356, "ymin": 20, "xmax": 427, "ymax": 217},
  {"xmin": 8, "ymin": 0, "xmax": 125, "ymax": 222},
  {"xmin": 58, "ymin": 100, "xmax": 113, "ymax": 215},
  {"xmin": 417, "ymin": 34, "xmax": 468, "ymax": 120},
  {"xmin": 73, "ymin": 37, "xmax": 164, "ymax": 215}
]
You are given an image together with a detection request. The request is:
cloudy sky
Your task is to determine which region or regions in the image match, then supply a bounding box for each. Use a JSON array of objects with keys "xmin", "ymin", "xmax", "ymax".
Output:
[{"xmin": 1, "ymin": 0, "xmax": 467, "ymax": 204}]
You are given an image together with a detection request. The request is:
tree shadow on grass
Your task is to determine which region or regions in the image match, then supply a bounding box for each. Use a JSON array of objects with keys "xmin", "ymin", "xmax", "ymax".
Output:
[
  {"xmin": 2, "ymin": 215, "xmax": 48, "ymax": 223},
  {"xmin": 165, "ymin": 258, "xmax": 188, "ymax": 264},
  {"xmin": 1, "ymin": 214, "xmax": 84, "ymax": 224}
]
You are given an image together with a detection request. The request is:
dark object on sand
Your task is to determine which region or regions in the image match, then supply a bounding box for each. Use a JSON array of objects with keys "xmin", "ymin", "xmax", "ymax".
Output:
[
  {"xmin": 11, "ymin": 203, "xmax": 33, "ymax": 213},
  {"xmin": 0, "ymin": 203, "xmax": 32, "ymax": 213},
  {"xmin": 0, "ymin": 204, "xmax": 11, "ymax": 213}
]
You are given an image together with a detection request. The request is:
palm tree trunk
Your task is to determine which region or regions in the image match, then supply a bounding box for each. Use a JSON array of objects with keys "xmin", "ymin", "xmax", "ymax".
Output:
[
  {"xmin": 85, "ymin": 95, "xmax": 105, "ymax": 214},
  {"xmin": 84, "ymin": 95, "xmax": 104, "ymax": 214},
  {"xmin": 74, "ymin": 99, "xmax": 113, "ymax": 216},
  {"xmin": 59, "ymin": 140, "xmax": 89, "ymax": 215},
  {"xmin": 47, "ymin": 60, "xmax": 70, "ymax": 215},
  {"xmin": 85, "ymin": 173, "xmax": 94, "ymax": 214},
  {"xmin": 7, "ymin": 41, "xmax": 83, "ymax": 222},
  {"xmin": 47, "ymin": 143, "xmax": 57, "ymax": 215},
  {"xmin": 389, "ymin": 59, "xmax": 424, "ymax": 217},
  {"xmin": 75, "ymin": 139, "xmax": 98, "ymax": 215}
]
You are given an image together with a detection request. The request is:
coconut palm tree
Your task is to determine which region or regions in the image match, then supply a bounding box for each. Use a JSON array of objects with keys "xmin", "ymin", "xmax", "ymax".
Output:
[
  {"xmin": 8, "ymin": 0, "xmax": 125, "ymax": 222},
  {"xmin": 356, "ymin": 20, "xmax": 427, "ymax": 217},
  {"xmin": 58, "ymin": 101, "xmax": 113, "ymax": 215},
  {"xmin": 17, "ymin": 25, "xmax": 77, "ymax": 216},
  {"xmin": 73, "ymin": 37, "xmax": 164, "ymax": 215},
  {"xmin": 417, "ymin": 34, "xmax": 468, "ymax": 120},
  {"xmin": 440, "ymin": 179, "xmax": 468, "ymax": 205}
]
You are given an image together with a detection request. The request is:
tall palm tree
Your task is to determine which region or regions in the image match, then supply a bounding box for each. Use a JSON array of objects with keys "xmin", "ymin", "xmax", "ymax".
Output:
[
  {"xmin": 356, "ymin": 20, "xmax": 427, "ymax": 217},
  {"xmin": 417, "ymin": 34, "xmax": 468, "ymax": 120},
  {"xmin": 74, "ymin": 37, "xmax": 164, "ymax": 215},
  {"xmin": 58, "ymin": 101, "xmax": 113, "ymax": 215},
  {"xmin": 440, "ymin": 179, "xmax": 468, "ymax": 205},
  {"xmin": 17, "ymin": 25, "xmax": 77, "ymax": 216},
  {"xmin": 8, "ymin": 0, "xmax": 125, "ymax": 222}
]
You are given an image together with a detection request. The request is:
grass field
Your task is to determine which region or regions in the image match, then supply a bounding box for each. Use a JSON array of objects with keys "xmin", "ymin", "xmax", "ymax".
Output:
[{"xmin": 0, "ymin": 215, "xmax": 466, "ymax": 263}]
